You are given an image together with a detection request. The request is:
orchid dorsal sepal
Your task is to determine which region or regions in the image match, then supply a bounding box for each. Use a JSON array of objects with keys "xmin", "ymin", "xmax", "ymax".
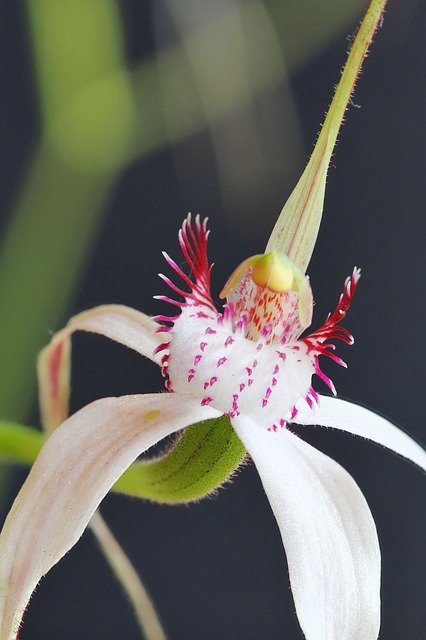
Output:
[
  {"xmin": 220, "ymin": 251, "xmax": 313, "ymax": 328},
  {"xmin": 265, "ymin": 0, "xmax": 388, "ymax": 273}
]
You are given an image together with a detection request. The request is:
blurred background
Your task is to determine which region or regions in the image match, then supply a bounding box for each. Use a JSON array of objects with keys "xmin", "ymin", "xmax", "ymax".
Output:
[{"xmin": 0, "ymin": 1, "xmax": 425, "ymax": 638}]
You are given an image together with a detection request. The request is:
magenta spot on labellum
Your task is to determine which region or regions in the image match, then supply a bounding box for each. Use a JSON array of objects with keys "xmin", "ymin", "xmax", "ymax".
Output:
[
  {"xmin": 194, "ymin": 354, "xmax": 202, "ymax": 366},
  {"xmin": 252, "ymin": 359, "xmax": 258, "ymax": 368},
  {"xmin": 203, "ymin": 381, "xmax": 209, "ymax": 390},
  {"xmin": 205, "ymin": 327, "xmax": 217, "ymax": 335},
  {"xmin": 199, "ymin": 342, "xmax": 208, "ymax": 352},
  {"xmin": 196, "ymin": 311, "xmax": 210, "ymax": 319},
  {"xmin": 279, "ymin": 418, "xmax": 286, "ymax": 429},
  {"xmin": 271, "ymin": 378, "xmax": 277, "ymax": 387},
  {"xmin": 262, "ymin": 399, "xmax": 268, "ymax": 408},
  {"xmin": 256, "ymin": 343, "xmax": 263, "ymax": 351},
  {"xmin": 293, "ymin": 345, "xmax": 300, "ymax": 351},
  {"xmin": 306, "ymin": 396, "xmax": 314, "ymax": 409},
  {"xmin": 246, "ymin": 367, "xmax": 252, "ymax": 376},
  {"xmin": 210, "ymin": 376, "xmax": 218, "ymax": 386},
  {"xmin": 217, "ymin": 356, "xmax": 227, "ymax": 367},
  {"xmin": 248, "ymin": 379, "xmax": 254, "ymax": 387},
  {"xmin": 201, "ymin": 396, "xmax": 213, "ymax": 406},
  {"xmin": 272, "ymin": 364, "xmax": 279, "ymax": 375},
  {"xmin": 239, "ymin": 382, "xmax": 245, "ymax": 392},
  {"xmin": 277, "ymin": 351, "xmax": 286, "ymax": 361},
  {"xmin": 290, "ymin": 406, "xmax": 298, "ymax": 420},
  {"xmin": 265, "ymin": 388, "xmax": 272, "ymax": 400},
  {"xmin": 225, "ymin": 336, "xmax": 235, "ymax": 347}
]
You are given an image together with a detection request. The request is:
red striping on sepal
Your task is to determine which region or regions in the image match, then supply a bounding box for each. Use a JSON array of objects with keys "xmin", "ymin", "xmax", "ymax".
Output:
[{"xmin": 49, "ymin": 340, "xmax": 64, "ymax": 400}]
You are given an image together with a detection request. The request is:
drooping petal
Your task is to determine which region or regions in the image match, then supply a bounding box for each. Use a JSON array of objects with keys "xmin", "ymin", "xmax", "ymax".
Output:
[
  {"xmin": 232, "ymin": 415, "xmax": 381, "ymax": 640},
  {"xmin": 0, "ymin": 393, "xmax": 220, "ymax": 640},
  {"xmin": 294, "ymin": 395, "xmax": 426, "ymax": 472},
  {"xmin": 38, "ymin": 304, "xmax": 163, "ymax": 430}
]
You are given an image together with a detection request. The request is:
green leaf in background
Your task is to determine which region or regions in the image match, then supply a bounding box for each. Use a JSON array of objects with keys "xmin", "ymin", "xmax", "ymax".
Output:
[
  {"xmin": 0, "ymin": 423, "xmax": 45, "ymax": 466},
  {"xmin": 0, "ymin": 0, "xmax": 137, "ymax": 424}
]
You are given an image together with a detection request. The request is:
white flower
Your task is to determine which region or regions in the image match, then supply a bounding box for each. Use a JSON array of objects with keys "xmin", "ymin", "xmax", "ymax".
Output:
[{"xmin": 0, "ymin": 215, "xmax": 424, "ymax": 640}]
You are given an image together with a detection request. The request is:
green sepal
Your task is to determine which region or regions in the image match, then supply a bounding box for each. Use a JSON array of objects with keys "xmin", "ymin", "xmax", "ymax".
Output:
[
  {"xmin": 0, "ymin": 423, "xmax": 45, "ymax": 465},
  {"xmin": 113, "ymin": 415, "xmax": 246, "ymax": 503}
]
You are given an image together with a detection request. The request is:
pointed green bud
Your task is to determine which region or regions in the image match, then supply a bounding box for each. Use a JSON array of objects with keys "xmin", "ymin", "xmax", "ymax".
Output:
[{"xmin": 266, "ymin": 0, "xmax": 388, "ymax": 273}]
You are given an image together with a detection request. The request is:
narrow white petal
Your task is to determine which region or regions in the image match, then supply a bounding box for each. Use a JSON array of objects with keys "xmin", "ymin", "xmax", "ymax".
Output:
[
  {"xmin": 38, "ymin": 304, "xmax": 164, "ymax": 430},
  {"xmin": 295, "ymin": 395, "xmax": 426, "ymax": 472},
  {"xmin": 0, "ymin": 394, "xmax": 219, "ymax": 640},
  {"xmin": 232, "ymin": 416, "xmax": 381, "ymax": 640},
  {"xmin": 63, "ymin": 304, "xmax": 164, "ymax": 363}
]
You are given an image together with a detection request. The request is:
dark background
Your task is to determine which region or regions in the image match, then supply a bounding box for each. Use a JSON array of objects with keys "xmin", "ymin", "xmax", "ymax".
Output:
[{"xmin": 0, "ymin": 1, "xmax": 425, "ymax": 639}]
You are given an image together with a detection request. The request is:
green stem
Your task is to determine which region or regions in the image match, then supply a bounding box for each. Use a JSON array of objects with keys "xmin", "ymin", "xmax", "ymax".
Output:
[{"xmin": 89, "ymin": 511, "xmax": 167, "ymax": 640}]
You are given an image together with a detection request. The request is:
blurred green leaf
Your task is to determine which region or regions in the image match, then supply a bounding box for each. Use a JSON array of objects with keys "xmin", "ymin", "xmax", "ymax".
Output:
[
  {"xmin": 269, "ymin": 0, "xmax": 365, "ymax": 69},
  {"xmin": 0, "ymin": 423, "xmax": 44, "ymax": 466},
  {"xmin": 0, "ymin": 1, "xmax": 137, "ymax": 423}
]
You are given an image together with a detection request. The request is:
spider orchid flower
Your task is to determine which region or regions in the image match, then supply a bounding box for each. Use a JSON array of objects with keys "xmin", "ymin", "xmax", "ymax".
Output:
[
  {"xmin": 0, "ymin": 2, "xmax": 425, "ymax": 639},
  {"xmin": 0, "ymin": 215, "xmax": 425, "ymax": 640}
]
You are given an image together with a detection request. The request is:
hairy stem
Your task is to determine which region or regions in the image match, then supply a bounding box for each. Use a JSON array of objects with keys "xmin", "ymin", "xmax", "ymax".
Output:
[{"xmin": 266, "ymin": 0, "xmax": 389, "ymax": 272}]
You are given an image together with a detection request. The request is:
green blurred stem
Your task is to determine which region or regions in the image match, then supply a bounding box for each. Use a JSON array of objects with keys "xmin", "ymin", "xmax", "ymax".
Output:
[
  {"xmin": 0, "ymin": 141, "xmax": 115, "ymax": 422},
  {"xmin": 90, "ymin": 511, "xmax": 167, "ymax": 640},
  {"xmin": 0, "ymin": 423, "xmax": 45, "ymax": 465}
]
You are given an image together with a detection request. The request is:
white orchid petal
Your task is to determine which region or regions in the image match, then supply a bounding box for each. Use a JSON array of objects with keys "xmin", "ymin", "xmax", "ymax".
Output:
[
  {"xmin": 0, "ymin": 393, "xmax": 219, "ymax": 640},
  {"xmin": 63, "ymin": 304, "xmax": 163, "ymax": 362},
  {"xmin": 38, "ymin": 304, "xmax": 164, "ymax": 430},
  {"xmin": 295, "ymin": 395, "xmax": 426, "ymax": 472},
  {"xmin": 232, "ymin": 416, "xmax": 380, "ymax": 640}
]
